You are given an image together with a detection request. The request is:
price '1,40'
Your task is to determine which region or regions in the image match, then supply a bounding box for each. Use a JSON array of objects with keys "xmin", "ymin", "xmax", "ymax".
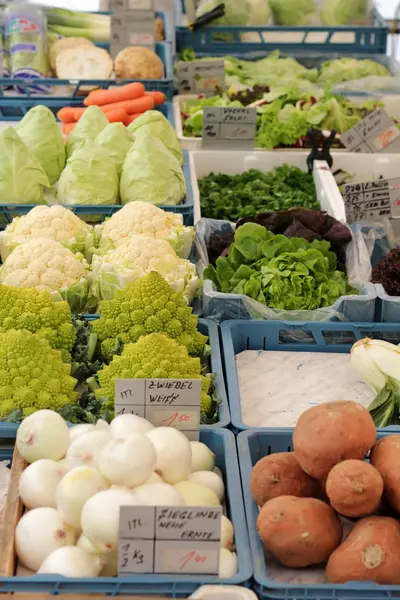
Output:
[{"xmin": 179, "ymin": 550, "xmax": 207, "ymax": 570}]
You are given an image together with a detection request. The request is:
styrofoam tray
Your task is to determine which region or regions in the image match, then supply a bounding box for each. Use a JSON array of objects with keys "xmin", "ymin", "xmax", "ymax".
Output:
[
  {"xmin": 175, "ymin": 94, "xmax": 400, "ymax": 151},
  {"xmin": 189, "ymin": 150, "xmax": 345, "ymax": 223}
]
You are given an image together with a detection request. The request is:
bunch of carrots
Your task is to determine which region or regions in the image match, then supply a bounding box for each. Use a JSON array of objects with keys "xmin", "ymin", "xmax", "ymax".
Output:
[{"xmin": 57, "ymin": 82, "xmax": 166, "ymax": 134}]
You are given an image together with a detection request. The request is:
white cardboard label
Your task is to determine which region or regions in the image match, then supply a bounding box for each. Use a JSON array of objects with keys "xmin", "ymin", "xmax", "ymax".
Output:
[
  {"xmin": 111, "ymin": 6, "xmax": 155, "ymax": 56},
  {"xmin": 176, "ymin": 59, "xmax": 225, "ymax": 95},
  {"xmin": 342, "ymin": 176, "xmax": 400, "ymax": 222},
  {"xmin": 202, "ymin": 106, "xmax": 256, "ymax": 150},
  {"xmin": 341, "ymin": 109, "xmax": 400, "ymax": 154},
  {"xmin": 118, "ymin": 506, "xmax": 222, "ymax": 575},
  {"xmin": 115, "ymin": 379, "xmax": 201, "ymax": 440}
]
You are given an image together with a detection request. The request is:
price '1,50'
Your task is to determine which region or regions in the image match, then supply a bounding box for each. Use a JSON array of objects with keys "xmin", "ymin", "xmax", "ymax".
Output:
[{"xmin": 161, "ymin": 412, "xmax": 191, "ymax": 427}]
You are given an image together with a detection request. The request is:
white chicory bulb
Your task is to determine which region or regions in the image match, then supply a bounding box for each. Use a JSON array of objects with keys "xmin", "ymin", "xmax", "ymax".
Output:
[
  {"xmin": 89, "ymin": 234, "xmax": 199, "ymax": 305},
  {"xmin": 120, "ymin": 135, "xmax": 186, "ymax": 206},
  {"xmin": 56, "ymin": 141, "xmax": 119, "ymax": 206},
  {"xmin": 0, "ymin": 205, "xmax": 94, "ymax": 261},
  {"xmin": 16, "ymin": 105, "xmax": 66, "ymax": 185},
  {"xmin": 94, "ymin": 201, "xmax": 194, "ymax": 259},
  {"xmin": 0, "ymin": 237, "xmax": 90, "ymax": 312},
  {"xmin": 350, "ymin": 338, "xmax": 400, "ymax": 391}
]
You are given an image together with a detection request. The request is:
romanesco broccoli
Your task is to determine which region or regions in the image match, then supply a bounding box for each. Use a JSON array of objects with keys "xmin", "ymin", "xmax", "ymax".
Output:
[
  {"xmin": 0, "ymin": 285, "xmax": 76, "ymax": 355},
  {"xmin": 91, "ymin": 272, "xmax": 207, "ymax": 360},
  {"xmin": 0, "ymin": 329, "xmax": 78, "ymax": 419},
  {"xmin": 95, "ymin": 333, "xmax": 213, "ymax": 419}
]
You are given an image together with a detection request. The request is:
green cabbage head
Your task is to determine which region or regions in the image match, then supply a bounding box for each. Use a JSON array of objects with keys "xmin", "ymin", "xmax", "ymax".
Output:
[
  {"xmin": 66, "ymin": 106, "xmax": 108, "ymax": 158},
  {"xmin": 320, "ymin": 0, "xmax": 369, "ymax": 25},
  {"xmin": 56, "ymin": 141, "xmax": 119, "ymax": 206},
  {"xmin": 0, "ymin": 127, "xmax": 50, "ymax": 204},
  {"xmin": 195, "ymin": 0, "xmax": 269, "ymax": 25},
  {"xmin": 128, "ymin": 110, "xmax": 183, "ymax": 165},
  {"xmin": 95, "ymin": 122, "xmax": 134, "ymax": 176},
  {"xmin": 16, "ymin": 106, "xmax": 66, "ymax": 186},
  {"xmin": 269, "ymin": 0, "xmax": 315, "ymax": 25},
  {"xmin": 120, "ymin": 135, "xmax": 186, "ymax": 206}
]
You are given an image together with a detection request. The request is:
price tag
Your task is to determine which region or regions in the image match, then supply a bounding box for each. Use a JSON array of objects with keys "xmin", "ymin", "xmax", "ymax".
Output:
[
  {"xmin": 115, "ymin": 379, "xmax": 201, "ymax": 440},
  {"xmin": 118, "ymin": 506, "xmax": 222, "ymax": 575},
  {"xmin": 202, "ymin": 106, "xmax": 256, "ymax": 150},
  {"xmin": 110, "ymin": 0, "xmax": 155, "ymax": 56},
  {"xmin": 342, "ymin": 176, "xmax": 400, "ymax": 223},
  {"xmin": 111, "ymin": 0, "xmax": 153, "ymax": 10},
  {"xmin": 341, "ymin": 109, "xmax": 400, "ymax": 154},
  {"xmin": 176, "ymin": 59, "xmax": 225, "ymax": 95}
]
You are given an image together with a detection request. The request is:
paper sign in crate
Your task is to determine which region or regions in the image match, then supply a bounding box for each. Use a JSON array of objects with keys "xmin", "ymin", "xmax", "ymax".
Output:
[
  {"xmin": 0, "ymin": 317, "xmax": 230, "ymax": 438},
  {"xmin": 237, "ymin": 427, "xmax": 400, "ymax": 600},
  {"xmin": 0, "ymin": 428, "xmax": 252, "ymax": 594},
  {"xmin": 219, "ymin": 320, "xmax": 400, "ymax": 432}
]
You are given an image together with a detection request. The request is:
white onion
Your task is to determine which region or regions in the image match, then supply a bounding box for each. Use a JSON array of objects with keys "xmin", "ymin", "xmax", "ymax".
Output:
[
  {"xmin": 66, "ymin": 430, "xmax": 111, "ymax": 470},
  {"xmin": 219, "ymin": 548, "xmax": 238, "ymax": 578},
  {"xmin": 174, "ymin": 481, "xmax": 220, "ymax": 507},
  {"xmin": 69, "ymin": 424, "xmax": 96, "ymax": 443},
  {"xmin": 16, "ymin": 410, "xmax": 69, "ymax": 463},
  {"xmin": 56, "ymin": 466, "xmax": 109, "ymax": 529},
  {"xmin": 99, "ymin": 434, "xmax": 156, "ymax": 487},
  {"xmin": 81, "ymin": 487, "xmax": 139, "ymax": 553},
  {"xmin": 58, "ymin": 458, "xmax": 68, "ymax": 470},
  {"xmin": 15, "ymin": 507, "xmax": 77, "ymax": 571},
  {"xmin": 146, "ymin": 428, "xmax": 191, "ymax": 484},
  {"xmin": 110, "ymin": 414, "xmax": 154, "ymax": 438},
  {"xmin": 77, "ymin": 535, "xmax": 117, "ymax": 576},
  {"xmin": 220, "ymin": 515, "xmax": 234, "ymax": 550},
  {"xmin": 190, "ymin": 442, "xmax": 215, "ymax": 473},
  {"xmin": 139, "ymin": 472, "xmax": 163, "ymax": 485},
  {"xmin": 38, "ymin": 546, "xmax": 102, "ymax": 577},
  {"xmin": 19, "ymin": 460, "xmax": 66, "ymax": 509},
  {"xmin": 214, "ymin": 466, "xmax": 223, "ymax": 480},
  {"xmin": 189, "ymin": 471, "xmax": 225, "ymax": 503},
  {"xmin": 134, "ymin": 483, "xmax": 186, "ymax": 506},
  {"xmin": 95, "ymin": 419, "xmax": 110, "ymax": 431}
]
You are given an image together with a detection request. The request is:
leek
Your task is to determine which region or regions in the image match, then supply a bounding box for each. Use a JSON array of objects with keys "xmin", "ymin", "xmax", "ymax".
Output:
[
  {"xmin": 44, "ymin": 7, "xmax": 110, "ymax": 29},
  {"xmin": 48, "ymin": 24, "xmax": 109, "ymax": 44}
]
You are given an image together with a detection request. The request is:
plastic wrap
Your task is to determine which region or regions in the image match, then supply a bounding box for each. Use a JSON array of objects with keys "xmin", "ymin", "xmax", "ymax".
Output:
[
  {"xmin": 0, "ymin": 459, "xmax": 10, "ymax": 519},
  {"xmin": 346, "ymin": 220, "xmax": 394, "ymax": 288},
  {"xmin": 196, "ymin": 218, "xmax": 376, "ymax": 322}
]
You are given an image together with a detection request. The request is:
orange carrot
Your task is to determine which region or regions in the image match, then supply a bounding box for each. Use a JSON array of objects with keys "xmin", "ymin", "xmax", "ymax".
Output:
[
  {"xmin": 62, "ymin": 122, "xmax": 76, "ymax": 135},
  {"xmin": 57, "ymin": 107, "xmax": 79, "ymax": 124},
  {"xmin": 84, "ymin": 82, "xmax": 146, "ymax": 107},
  {"xmin": 105, "ymin": 108, "xmax": 129, "ymax": 124},
  {"xmin": 73, "ymin": 107, "xmax": 87, "ymax": 121},
  {"xmin": 125, "ymin": 113, "xmax": 143, "ymax": 124},
  {"xmin": 145, "ymin": 91, "xmax": 166, "ymax": 105},
  {"xmin": 99, "ymin": 95, "xmax": 155, "ymax": 116}
]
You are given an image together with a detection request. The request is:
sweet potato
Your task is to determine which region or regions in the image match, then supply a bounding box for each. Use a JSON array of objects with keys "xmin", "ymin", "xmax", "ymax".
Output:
[
  {"xmin": 326, "ymin": 516, "xmax": 400, "ymax": 584},
  {"xmin": 371, "ymin": 436, "xmax": 400, "ymax": 513},
  {"xmin": 251, "ymin": 453, "xmax": 319, "ymax": 507},
  {"xmin": 293, "ymin": 401, "xmax": 376, "ymax": 480},
  {"xmin": 326, "ymin": 459, "xmax": 383, "ymax": 518},
  {"xmin": 257, "ymin": 495, "xmax": 342, "ymax": 568}
]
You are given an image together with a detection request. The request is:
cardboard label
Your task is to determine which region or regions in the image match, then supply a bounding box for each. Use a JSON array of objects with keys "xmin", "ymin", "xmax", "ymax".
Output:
[
  {"xmin": 341, "ymin": 109, "xmax": 400, "ymax": 154},
  {"xmin": 202, "ymin": 106, "xmax": 257, "ymax": 150},
  {"xmin": 118, "ymin": 506, "xmax": 222, "ymax": 575},
  {"xmin": 111, "ymin": 6, "xmax": 155, "ymax": 56},
  {"xmin": 111, "ymin": 0, "xmax": 154, "ymax": 10},
  {"xmin": 342, "ymin": 176, "xmax": 400, "ymax": 222},
  {"xmin": 176, "ymin": 59, "xmax": 225, "ymax": 95},
  {"xmin": 115, "ymin": 379, "xmax": 201, "ymax": 440}
]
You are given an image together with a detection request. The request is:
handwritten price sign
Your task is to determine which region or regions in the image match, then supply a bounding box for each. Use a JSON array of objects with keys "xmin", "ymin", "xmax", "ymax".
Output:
[
  {"xmin": 341, "ymin": 109, "xmax": 400, "ymax": 154},
  {"xmin": 110, "ymin": 0, "xmax": 154, "ymax": 56},
  {"xmin": 342, "ymin": 176, "xmax": 400, "ymax": 222},
  {"xmin": 202, "ymin": 106, "xmax": 257, "ymax": 150},
  {"xmin": 118, "ymin": 506, "xmax": 222, "ymax": 575},
  {"xmin": 115, "ymin": 379, "xmax": 201, "ymax": 440}
]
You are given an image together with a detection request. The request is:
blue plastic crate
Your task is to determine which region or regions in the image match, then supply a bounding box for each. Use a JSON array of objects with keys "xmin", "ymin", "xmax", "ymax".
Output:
[
  {"xmin": 0, "ymin": 318, "xmax": 229, "ymax": 436},
  {"xmin": 0, "ymin": 42, "xmax": 173, "ymax": 116},
  {"xmin": 220, "ymin": 320, "xmax": 400, "ymax": 432},
  {"xmin": 175, "ymin": 5, "xmax": 388, "ymax": 54},
  {"xmin": 0, "ymin": 143, "xmax": 194, "ymax": 226},
  {"xmin": 0, "ymin": 428, "xmax": 252, "ymax": 595},
  {"xmin": 237, "ymin": 428, "xmax": 400, "ymax": 600}
]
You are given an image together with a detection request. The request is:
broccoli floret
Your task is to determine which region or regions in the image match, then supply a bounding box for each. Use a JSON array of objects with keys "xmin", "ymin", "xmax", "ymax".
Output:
[
  {"xmin": 0, "ymin": 285, "xmax": 76, "ymax": 355},
  {"xmin": 0, "ymin": 329, "xmax": 78, "ymax": 419},
  {"xmin": 91, "ymin": 272, "xmax": 207, "ymax": 360},
  {"xmin": 95, "ymin": 332, "xmax": 212, "ymax": 420}
]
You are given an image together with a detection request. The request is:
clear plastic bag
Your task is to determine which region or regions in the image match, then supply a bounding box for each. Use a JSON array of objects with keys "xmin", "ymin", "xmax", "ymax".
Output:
[
  {"xmin": 0, "ymin": 460, "xmax": 10, "ymax": 519},
  {"xmin": 196, "ymin": 218, "xmax": 376, "ymax": 323}
]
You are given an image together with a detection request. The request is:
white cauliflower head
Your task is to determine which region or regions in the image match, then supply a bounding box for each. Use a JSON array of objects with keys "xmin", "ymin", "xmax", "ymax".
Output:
[
  {"xmin": 0, "ymin": 205, "xmax": 94, "ymax": 261},
  {"xmin": 90, "ymin": 234, "xmax": 199, "ymax": 307},
  {"xmin": 0, "ymin": 237, "xmax": 90, "ymax": 311},
  {"xmin": 95, "ymin": 202, "xmax": 194, "ymax": 258}
]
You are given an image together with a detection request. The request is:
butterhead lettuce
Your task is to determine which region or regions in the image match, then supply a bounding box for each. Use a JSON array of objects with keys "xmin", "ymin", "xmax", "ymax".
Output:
[
  {"xmin": 0, "ymin": 127, "xmax": 50, "ymax": 204},
  {"xmin": 66, "ymin": 105, "xmax": 108, "ymax": 158},
  {"xmin": 128, "ymin": 110, "xmax": 183, "ymax": 165},
  {"xmin": 56, "ymin": 141, "xmax": 119, "ymax": 206},
  {"xmin": 16, "ymin": 106, "xmax": 66, "ymax": 186},
  {"xmin": 269, "ymin": 0, "xmax": 315, "ymax": 25},
  {"xmin": 95, "ymin": 122, "xmax": 134, "ymax": 176},
  {"xmin": 120, "ymin": 135, "xmax": 186, "ymax": 206}
]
